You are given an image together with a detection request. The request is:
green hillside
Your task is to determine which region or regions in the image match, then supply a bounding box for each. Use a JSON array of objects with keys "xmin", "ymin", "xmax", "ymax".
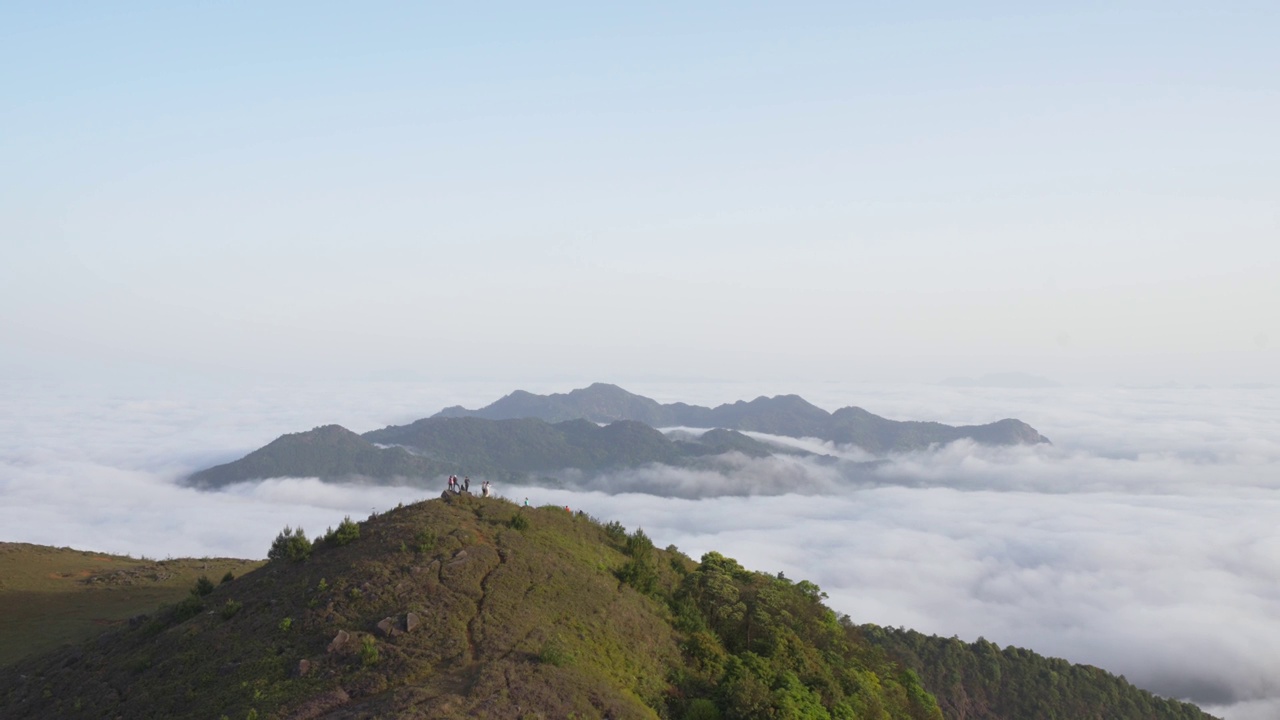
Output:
[
  {"xmin": 861, "ymin": 626, "xmax": 1213, "ymax": 720},
  {"xmin": 0, "ymin": 498, "xmax": 1214, "ymax": 719},
  {"xmin": 0, "ymin": 497, "xmax": 938, "ymax": 719},
  {"xmin": 0, "ymin": 543, "xmax": 261, "ymax": 667}
]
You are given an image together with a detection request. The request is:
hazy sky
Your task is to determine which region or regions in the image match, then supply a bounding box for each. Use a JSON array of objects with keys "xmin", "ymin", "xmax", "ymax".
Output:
[{"xmin": 2, "ymin": 2, "xmax": 1277, "ymax": 385}]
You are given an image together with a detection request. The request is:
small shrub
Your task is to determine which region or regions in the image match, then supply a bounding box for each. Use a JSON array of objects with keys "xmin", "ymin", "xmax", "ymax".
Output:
[
  {"xmin": 220, "ymin": 599, "xmax": 243, "ymax": 620},
  {"xmin": 684, "ymin": 698, "xmax": 722, "ymax": 720},
  {"xmin": 507, "ymin": 513, "xmax": 530, "ymax": 531},
  {"xmin": 360, "ymin": 635, "xmax": 380, "ymax": 666},
  {"xmin": 173, "ymin": 595, "xmax": 203, "ymax": 622},
  {"xmin": 324, "ymin": 516, "xmax": 360, "ymax": 546},
  {"xmin": 624, "ymin": 527, "xmax": 653, "ymax": 557},
  {"xmin": 618, "ymin": 528, "xmax": 658, "ymax": 594},
  {"xmin": 414, "ymin": 529, "xmax": 437, "ymax": 554},
  {"xmin": 192, "ymin": 575, "xmax": 215, "ymax": 597},
  {"xmin": 268, "ymin": 526, "xmax": 312, "ymax": 562},
  {"xmin": 316, "ymin": 578, "xmax": 328, "ymax": 592},
  {"xmin": 604, "ymin": 520, "xmax": 626, "ymax": 541},
  {"xmin": 539, "ymin": 634, "xmax": 575, "ymax": 667},
  {"xmin": 221, "ymin": 571, "xmax": 235, "ymax": 584},
  {"xmin": 278, "ymin": 617, "xmax": 292, "ymax": 633},
  {"xmin": 349, "ymin": 587, "xmax": 362, "ymax": 600}
]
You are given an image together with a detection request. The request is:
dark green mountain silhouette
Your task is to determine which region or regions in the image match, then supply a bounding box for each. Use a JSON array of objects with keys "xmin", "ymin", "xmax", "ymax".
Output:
[
  {"xmin": 436, "ymin": 383, "xmax": 1050, "ymax": 452},
  {"xmin": 188, "ymin": 418, "xmax": 789, "ymax": 487},
  {"xmin": 0, "ymin": 496, "xmax": 1215, "ymax": 720}
]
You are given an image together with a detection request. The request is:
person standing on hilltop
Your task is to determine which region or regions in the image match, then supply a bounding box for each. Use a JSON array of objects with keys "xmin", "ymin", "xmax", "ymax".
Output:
[{"xmin": 463, "ymin": 476, "xmax": 470, "ymax": 493}]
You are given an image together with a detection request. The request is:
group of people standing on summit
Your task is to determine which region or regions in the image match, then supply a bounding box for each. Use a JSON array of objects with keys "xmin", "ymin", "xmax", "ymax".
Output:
[{"xmin": 446, "ymin": 474, "xmax": 491, "ymax": 498}]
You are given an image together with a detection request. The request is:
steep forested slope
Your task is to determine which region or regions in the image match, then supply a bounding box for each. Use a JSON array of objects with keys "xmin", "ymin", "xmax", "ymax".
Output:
[{"xmin": 861, "ymin": 626, "xmax": 1214, "ymax": 720}]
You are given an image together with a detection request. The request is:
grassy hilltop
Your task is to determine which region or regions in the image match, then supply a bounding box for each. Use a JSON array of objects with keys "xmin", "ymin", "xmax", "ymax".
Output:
[{"xmin": 0, "ymin": 497, "xmax": 1215, "ymax": 719}]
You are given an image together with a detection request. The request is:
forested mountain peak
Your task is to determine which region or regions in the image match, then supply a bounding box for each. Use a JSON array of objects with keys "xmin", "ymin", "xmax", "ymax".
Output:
[{"xmin": 0, "ymin": 496, "xmax": 1214, "ymax": 720}]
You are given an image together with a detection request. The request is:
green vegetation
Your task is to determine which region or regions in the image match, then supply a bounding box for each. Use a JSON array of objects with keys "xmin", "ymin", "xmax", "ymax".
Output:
[
  {"xmin": 193, "ymin": 575, "xmax": 215, "ymax": 597},
  {"xmin": 0, "ymin": 497, "xmax": 1211, "ymax": 720},
  {"xmin": 0, "ymin": 543, "xmax": 261, "ymax": 667},
  {"xmin": 616, "ymin": 527, "xmax": 659, "ymax": 595},
  {"xmin": 267, "ymin": 526, "xmax": 312, "ymax": 563},
  {"xmin": 360, "ymin": 635, "xmax": 380, "ymax": 667},
  {"xmin": 862, "ymin": 626, "xmax": 1214, "ymax": 720},
  {"xmin": 323, "ymin": 516, "xmax": 360, "ymax": 546},
  {"xmin": 220, "ymin": 600, "xmax": 243, "ymax": 620},
  {"xmin": 538, "ymin": 633, "xmax": 576, "ymax": 667},
  {"xmin": 412, "ymin": 529, "xmax": 436, "ymax": 554}
]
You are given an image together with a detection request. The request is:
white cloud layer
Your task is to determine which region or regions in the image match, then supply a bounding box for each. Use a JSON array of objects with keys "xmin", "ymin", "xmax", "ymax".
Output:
[{"xmin": 1, "ymin": 378, "xmax": 1277, "ymax": 719}]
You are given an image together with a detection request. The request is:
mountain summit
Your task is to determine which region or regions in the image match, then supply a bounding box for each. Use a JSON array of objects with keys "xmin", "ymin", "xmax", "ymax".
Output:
[{"xmin": 0, "ymin": 496, "xmax": 1215, "ymax": 720}]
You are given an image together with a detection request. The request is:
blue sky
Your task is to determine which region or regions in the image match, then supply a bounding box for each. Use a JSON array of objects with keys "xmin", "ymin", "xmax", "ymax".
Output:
[{"xmin": 2, "ymin": 2, "xmax": 1277, "ymax": 384}]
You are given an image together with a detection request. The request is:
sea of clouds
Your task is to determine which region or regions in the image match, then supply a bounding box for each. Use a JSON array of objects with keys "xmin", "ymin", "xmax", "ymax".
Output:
[{"xmin": 1, "ymin": 377, "xmax": 1277, "ymax": 719}]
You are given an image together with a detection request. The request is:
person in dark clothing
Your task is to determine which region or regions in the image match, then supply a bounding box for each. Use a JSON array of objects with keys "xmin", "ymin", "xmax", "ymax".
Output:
[{"xmin": 463, "ymin": 476, "xmax": 470, "ymax": 492}]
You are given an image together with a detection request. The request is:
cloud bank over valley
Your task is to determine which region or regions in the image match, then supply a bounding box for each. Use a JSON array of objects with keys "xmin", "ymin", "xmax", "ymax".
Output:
[{"xmin": 1, "ymin": 379, "xmax": 1277, "ymax": 719}]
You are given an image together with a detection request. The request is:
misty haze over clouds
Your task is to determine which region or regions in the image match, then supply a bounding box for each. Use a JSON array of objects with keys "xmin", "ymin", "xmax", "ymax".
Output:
[{"xmin": 2, "ymin": 378, "xmax": 1278, "ymax": 719}]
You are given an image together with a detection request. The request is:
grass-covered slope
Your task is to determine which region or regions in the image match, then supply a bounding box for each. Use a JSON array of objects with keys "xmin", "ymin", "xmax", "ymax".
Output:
[
  {"xmin": 0, "ymin": 497, "xmax": 944, "ymax": 720},
  {"xmin": 435, "ymin": 383, "xmax": 1051, "ymax": 451},
  {"xmin": 860, "ymin": 626, "xmax": 1217, "ymax": 720},
  {"xmin": 0, "ymin": 543, "xmax": 261, "ymax": 667}
]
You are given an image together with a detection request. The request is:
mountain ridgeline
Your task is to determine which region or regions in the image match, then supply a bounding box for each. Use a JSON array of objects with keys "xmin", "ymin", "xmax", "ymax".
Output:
[
  {"xmin": 187, "ymin": 420, "xmax": 791, "ymax": 488},
  {"xmin": 0, "ymin": 496, "xmax": 1215, "ymax": 720},
  {"xmin": 435, "ymin": 383, "xmax": 1050, "ymax": 453},
  {"xmin": 188, "ymin": 384, "xmax": 1047, "ymax": 488}
]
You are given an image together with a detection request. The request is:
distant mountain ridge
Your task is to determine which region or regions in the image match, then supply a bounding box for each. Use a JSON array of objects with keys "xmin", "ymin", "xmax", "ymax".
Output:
[
  {"xmin": 187, "ymin": 418, "xmax": 791, "ymax": 488},
  {"xmin": 436, "ymin": 382, "xmax": 1050, "ymax": 453},
  {"xmin": 187, "ymin": 383, "xmax": 1047, "ymax": 489}
]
